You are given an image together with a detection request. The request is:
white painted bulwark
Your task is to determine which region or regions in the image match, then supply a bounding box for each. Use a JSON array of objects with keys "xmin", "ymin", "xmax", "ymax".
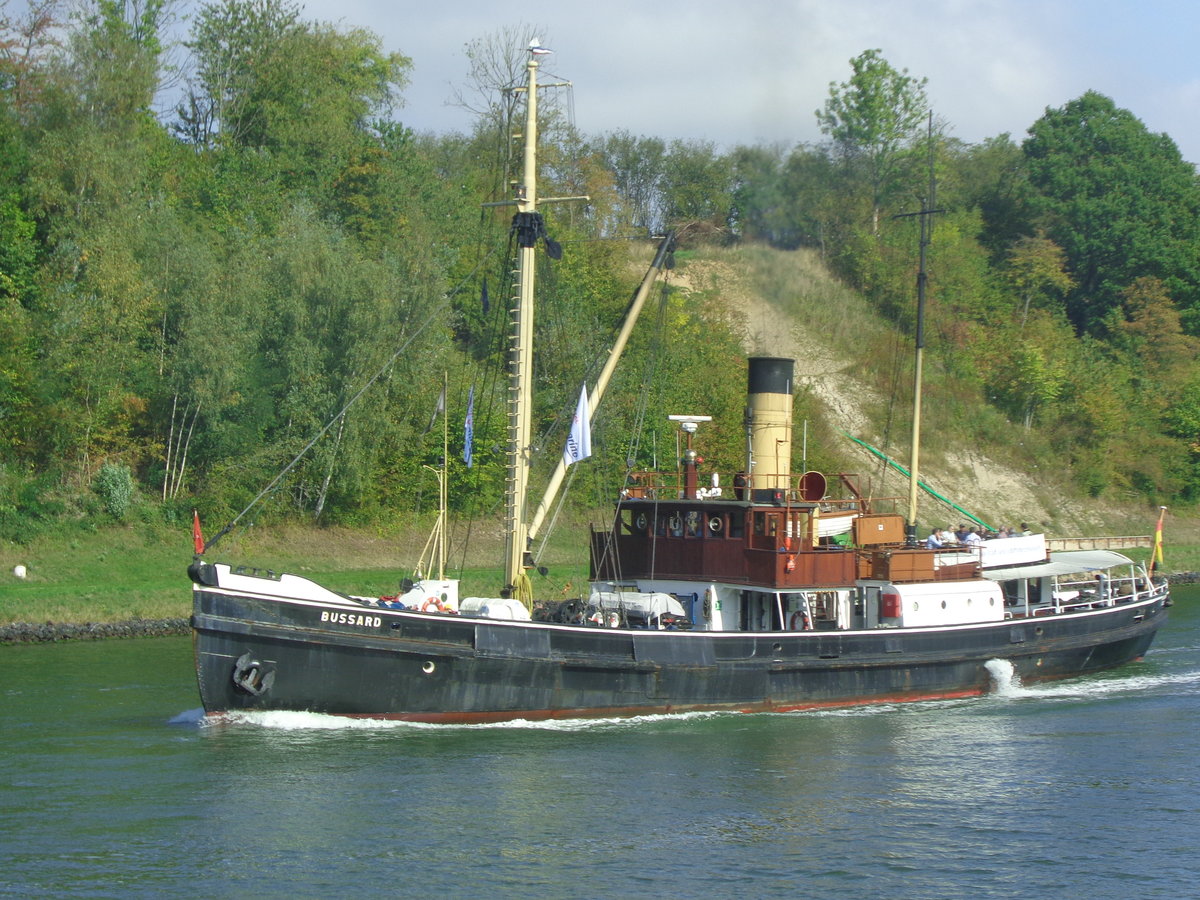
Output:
[
  {"xmin": 886, "ymin": 580, "xmax": 1005, "ymax": 627},
  {"xmin": 212, "ymin": 564, "xmax": 360, "ymax": 605}
]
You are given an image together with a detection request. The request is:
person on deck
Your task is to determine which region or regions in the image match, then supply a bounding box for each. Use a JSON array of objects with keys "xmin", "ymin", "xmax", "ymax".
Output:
[
  {"xmin": 963, "ymin": 528, "xmax": 983, "ymax": 545},
  {"xmin": 926, "ymin": 528, "xmax": 945, "ymax": 549}
]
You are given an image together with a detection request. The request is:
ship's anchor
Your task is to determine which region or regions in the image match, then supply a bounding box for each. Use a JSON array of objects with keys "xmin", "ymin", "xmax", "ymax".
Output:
[{"xmin": 232, "ymin": 651, "xmax": 276, "ymax": 696}]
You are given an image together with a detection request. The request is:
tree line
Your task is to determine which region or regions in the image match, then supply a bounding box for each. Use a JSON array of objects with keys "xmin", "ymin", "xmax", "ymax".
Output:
[{"xmin": 0, "ymin": 3, "xmax": 1196, "ymax": 544}]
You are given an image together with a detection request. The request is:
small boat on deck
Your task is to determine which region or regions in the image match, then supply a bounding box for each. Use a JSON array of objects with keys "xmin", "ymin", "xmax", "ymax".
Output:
[{"xmin": 188, "ymin": 42, "xmax": 1169, "ymax": 723}]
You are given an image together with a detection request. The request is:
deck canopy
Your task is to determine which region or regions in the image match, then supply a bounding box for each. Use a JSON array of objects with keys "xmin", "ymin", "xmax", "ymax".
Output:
[{"xmin": 985, "ymin": 550, "xmax": 1134, "ymax": 581}]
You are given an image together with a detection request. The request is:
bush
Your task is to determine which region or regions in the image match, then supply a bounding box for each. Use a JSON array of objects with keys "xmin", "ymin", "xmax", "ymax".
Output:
[
  {"xmin": 0, "ymin": 468, "xmax": 64, "ymax": 543},
  {"xmin": 94, "ymin": 463, "xmax": 135, "ymax": 520}
]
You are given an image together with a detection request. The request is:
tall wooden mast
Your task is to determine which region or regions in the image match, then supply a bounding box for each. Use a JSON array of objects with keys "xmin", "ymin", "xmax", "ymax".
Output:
[
  {"xmin": 495, "ymin": 40, "xmax": 588, "ymax": 604},
  {"xmin": 502, "ymin": 47, "xmax": 541, "ymax": 598}
]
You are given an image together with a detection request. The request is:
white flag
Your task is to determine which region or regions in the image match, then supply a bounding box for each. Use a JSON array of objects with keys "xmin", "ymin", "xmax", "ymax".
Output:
[{"xmin": 562, "ymin": 385, "xmax": 592, "ymax": 466}]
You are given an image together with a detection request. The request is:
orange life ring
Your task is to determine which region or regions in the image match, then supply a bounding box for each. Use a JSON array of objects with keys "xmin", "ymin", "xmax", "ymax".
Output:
[
  {"xmin": 788, "ymin": 610, "xmax": 811, "ymax": 631},
  {"xmin": 422, "ymin": 597, "xmax": 445, "ymax": 613}
]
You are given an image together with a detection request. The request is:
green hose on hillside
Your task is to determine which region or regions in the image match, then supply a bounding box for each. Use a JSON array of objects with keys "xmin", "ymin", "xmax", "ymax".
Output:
[{"xmin": 844, "ymin": 433, "xmax": 994, "ymax": 531}]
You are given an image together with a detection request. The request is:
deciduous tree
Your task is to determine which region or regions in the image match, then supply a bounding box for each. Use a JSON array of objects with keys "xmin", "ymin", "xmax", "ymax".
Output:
[
  {"xmin": 816, "ymin": 49, "xmax": 930, "ymax": 235},
  {"xmin": 1022, "ymin": 91, "xmax": 1200, "ymax": 335}
]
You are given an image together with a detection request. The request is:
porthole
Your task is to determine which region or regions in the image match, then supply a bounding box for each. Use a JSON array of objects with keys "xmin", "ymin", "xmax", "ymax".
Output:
[
  {"xmin": 421, "ymin": 660, "xmax": 436, "ymax": 675},
  {"xmin": 941, "ymin": 600, "xmax": 947, "ymax": 609},
  {"xmin": 912, "ymin": 601, "xmax": 920, "ymax": 612},
  {"xmin": 772, "ymin": 642, "xmax": 782, "ymax": 652}
]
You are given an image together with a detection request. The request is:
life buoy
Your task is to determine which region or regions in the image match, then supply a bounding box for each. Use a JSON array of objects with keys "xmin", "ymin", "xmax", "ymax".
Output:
[
  {"xmin": 788, "ymin": 610, "xmax": 811, "ymax": 631},
  {"xmin": 422, "ymin": 597, "xmax": 445, "ymax": 613}
]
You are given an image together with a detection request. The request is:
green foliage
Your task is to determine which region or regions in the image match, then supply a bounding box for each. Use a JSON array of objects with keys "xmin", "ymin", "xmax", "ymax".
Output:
[
  {"xmin": 93, "ymin": 461, "xmax": 135, "ymax": 519},
  {"xmin": 660, "ymin": 139, "xmax": 735, "ymax": 232},
  {"xmin": 1003, "ymin": 233, "xmax": 1074, "ymax": 329},
  {"xmin": 1019, "ymin": 91, "xmax": 1200, "ymax": 335},
  {"xmin": 0, "ymin": 467, "xmax": 64, "ymax": 543},
  {"xmin": 590, "ymin": 129, "xmax": 667, "ymax": 236},
  {"xmin": 816, "ymin": 49, "xmax": 931, "ymax": 232},
  {"xmin": 816, "ymin": 49, "xmax": 929, "ymax": 160},
  {"xmin": 178, "ymin": 0, "xmax": 411, "ymax": 195},
  {"xmin": 0, "ymin": 7, "xmax": 1197, "ymax": 540}
]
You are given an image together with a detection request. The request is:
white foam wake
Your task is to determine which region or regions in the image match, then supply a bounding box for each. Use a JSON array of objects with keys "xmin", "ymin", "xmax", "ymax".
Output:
[
  {"xmin": 985, "ymin": 658, "xmax": 1022, "ymax": 696},
  {"xmin": 176, "ymin": 707, "xmax": 727, "ymax": 732},
  {"xmin": 1017, "ymin": 668, "xmax": 1200, "ymax": 702}
]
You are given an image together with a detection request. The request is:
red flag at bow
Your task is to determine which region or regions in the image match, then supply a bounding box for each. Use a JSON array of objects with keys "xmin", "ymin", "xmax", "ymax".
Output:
[{"xmin": 193, "ymin": 509, "xmax": 204, "ymax": 554}]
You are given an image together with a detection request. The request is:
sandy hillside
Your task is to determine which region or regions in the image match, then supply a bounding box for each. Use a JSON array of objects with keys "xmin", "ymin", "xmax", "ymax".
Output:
[{"xmin": 665, "ymin": 249, "xmax": 1137, "ymax": 538}]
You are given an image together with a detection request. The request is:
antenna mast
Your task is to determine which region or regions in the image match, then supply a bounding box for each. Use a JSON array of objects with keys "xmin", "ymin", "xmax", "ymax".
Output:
[{"xmin": 893, "ymin": 113, "xmax": 942, "ymax": 546}]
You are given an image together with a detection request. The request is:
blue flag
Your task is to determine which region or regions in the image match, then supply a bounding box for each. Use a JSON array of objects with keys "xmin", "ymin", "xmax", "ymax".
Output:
[{"xmin": 463, "ymin": 385, "xmax": 474, "ymax": 468}]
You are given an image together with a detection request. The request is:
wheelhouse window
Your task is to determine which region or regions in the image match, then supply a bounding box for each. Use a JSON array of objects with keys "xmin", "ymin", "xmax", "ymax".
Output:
[{"xmin": 729, "ymin": 513, "xmax": 745, "ymax": 539}]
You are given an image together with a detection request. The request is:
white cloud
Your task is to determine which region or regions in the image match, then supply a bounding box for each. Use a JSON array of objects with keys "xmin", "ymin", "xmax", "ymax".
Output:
[{"xmin": 230, "ymin": 0, "xmax": 1200, "ymax": 161}]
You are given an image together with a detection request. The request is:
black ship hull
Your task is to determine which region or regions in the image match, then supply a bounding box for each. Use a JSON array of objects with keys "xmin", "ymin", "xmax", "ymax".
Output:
[{"xmin": 192, "ymin": 585, "xmax": 1167, "ymax": 722}]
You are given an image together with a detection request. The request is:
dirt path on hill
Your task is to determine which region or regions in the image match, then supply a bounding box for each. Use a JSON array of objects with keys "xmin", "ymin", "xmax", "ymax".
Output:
[{"xmin": 667, "ymin": 252, "xmax": 1110, "ymax": 536}]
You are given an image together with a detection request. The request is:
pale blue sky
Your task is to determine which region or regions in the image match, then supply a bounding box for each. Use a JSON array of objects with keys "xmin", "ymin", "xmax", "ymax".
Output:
[{"xmin": 286, "ymin": 0, "xmax": 1200, "ymax": 163}]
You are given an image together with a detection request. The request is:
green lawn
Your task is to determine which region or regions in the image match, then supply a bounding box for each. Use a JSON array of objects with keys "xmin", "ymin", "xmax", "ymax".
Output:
[
  {"xmin": 1, "ymin": 514, "xmax": 1194, "ymax": 627},
  {"xmin": 0, "ymin": 519, "xmax": 593, "ymax": 625}
]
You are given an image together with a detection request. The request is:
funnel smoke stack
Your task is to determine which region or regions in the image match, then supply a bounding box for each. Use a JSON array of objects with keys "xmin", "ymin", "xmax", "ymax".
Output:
[{"xmin": 747, "ymin": 358, "xmax": 794, "ymax": 491}]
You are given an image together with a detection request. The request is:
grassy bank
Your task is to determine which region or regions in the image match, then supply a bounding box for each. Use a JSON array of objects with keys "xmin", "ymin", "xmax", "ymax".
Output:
[
  {"xmin": 0, "ymin": 518, "xmax": 594, "ymax": 626},
  {"xmin": 1, "ymin": 513, "xmax": 1196, "ymax": 628}
]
